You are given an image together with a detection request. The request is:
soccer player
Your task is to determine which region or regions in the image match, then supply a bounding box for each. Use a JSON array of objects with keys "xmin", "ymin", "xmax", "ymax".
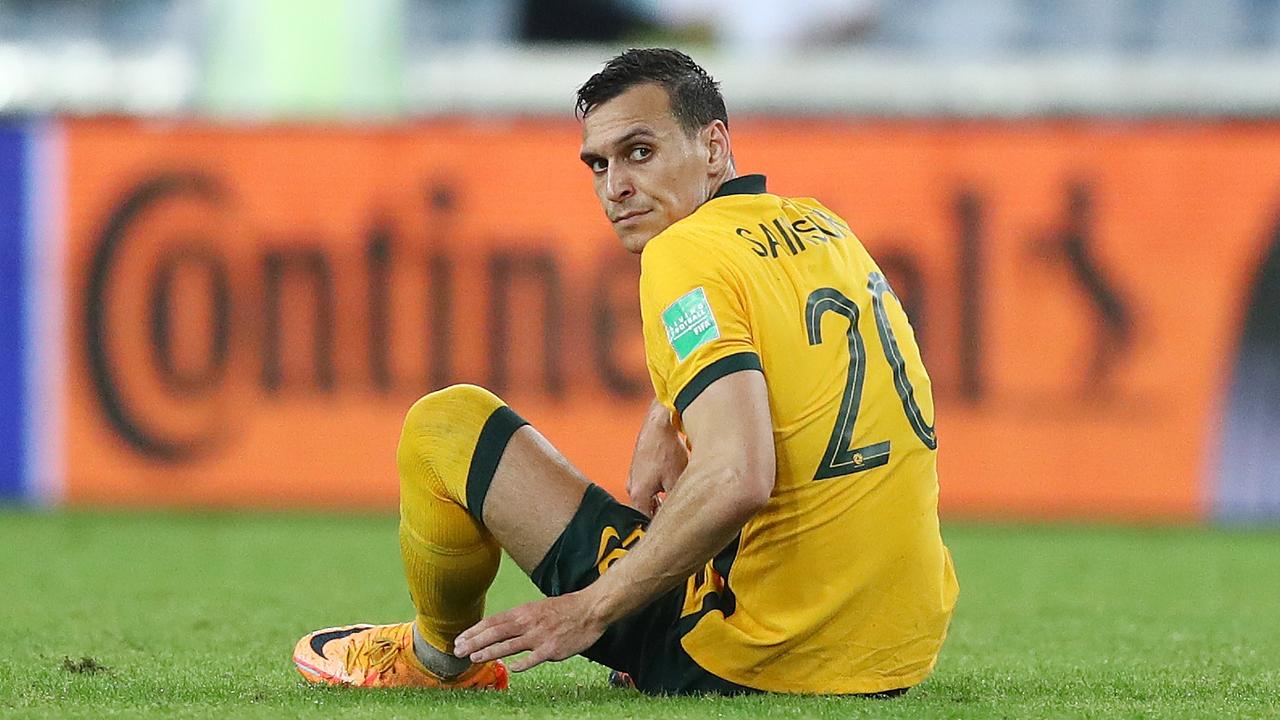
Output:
[{"xmin": 292, "ymin": 48, "xmax": 958, "ymax": 695}]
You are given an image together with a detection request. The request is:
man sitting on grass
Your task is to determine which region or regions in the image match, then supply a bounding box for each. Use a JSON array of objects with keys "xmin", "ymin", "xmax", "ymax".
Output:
[{"xmin": 292, "ymin": 47, "xmax": 958, "ymax": 695}]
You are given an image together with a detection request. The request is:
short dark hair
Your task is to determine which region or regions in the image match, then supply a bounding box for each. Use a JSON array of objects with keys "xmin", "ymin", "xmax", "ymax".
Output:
[{"xmin": 575, "ymin": 48, "xmax": 728, "ymax": 134}]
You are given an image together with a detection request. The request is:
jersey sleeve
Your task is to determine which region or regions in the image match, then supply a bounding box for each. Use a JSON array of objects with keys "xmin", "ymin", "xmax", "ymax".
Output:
[{"xmin": 639, "ymin": 237, "xmax": 761, "ymax": 419}]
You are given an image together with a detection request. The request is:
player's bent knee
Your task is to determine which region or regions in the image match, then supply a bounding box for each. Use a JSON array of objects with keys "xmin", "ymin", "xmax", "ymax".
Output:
[
  {"xmin": 402, "ymin": 384, "xmax": 508, "ymax": 442},
  {"xmin": 398, "ymin": 384, "xmax": 513, "ymax": 507}
]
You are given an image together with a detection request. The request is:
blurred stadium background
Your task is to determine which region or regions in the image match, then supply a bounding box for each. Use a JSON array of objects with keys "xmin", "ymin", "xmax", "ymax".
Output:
[
  {"xmin": 2, "ymin": 0, "xmax": 1278, "ymax": 520},
  {"xmin": 2, "ymin": 2, "xmax": 1280, "ymax": 716}
]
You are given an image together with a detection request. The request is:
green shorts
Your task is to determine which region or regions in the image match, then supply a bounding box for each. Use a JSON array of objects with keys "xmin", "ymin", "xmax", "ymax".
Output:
[{"xmin": 529, "ymin": 484, "xmax": 756, "ymax": 696}]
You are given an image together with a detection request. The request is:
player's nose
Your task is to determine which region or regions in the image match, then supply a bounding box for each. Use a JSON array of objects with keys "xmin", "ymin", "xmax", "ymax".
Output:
[{"xmin": 605, "ymin": 166, "xmax": 634, "ymax": 203}]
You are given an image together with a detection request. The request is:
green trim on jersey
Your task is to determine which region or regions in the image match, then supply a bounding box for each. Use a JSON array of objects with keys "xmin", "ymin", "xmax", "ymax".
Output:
[
  {"xmin": 712, "ymin": 174, "xmax": 767, "ymax": 198},
  {"xmin": 673, "ymin": 352, "xmax": 764, "ymax": 414}
]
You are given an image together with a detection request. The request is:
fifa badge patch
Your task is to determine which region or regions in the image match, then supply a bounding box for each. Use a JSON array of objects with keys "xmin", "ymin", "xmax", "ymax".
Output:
[{"xmin": 661, "ymin": 287, "xmax": 720, "ymax": 362}]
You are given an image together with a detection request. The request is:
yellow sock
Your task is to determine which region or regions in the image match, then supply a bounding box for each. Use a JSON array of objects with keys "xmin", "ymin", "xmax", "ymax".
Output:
[{"xmin": 396, "ymin": 384, "xmax": 524, "ymax": 653}]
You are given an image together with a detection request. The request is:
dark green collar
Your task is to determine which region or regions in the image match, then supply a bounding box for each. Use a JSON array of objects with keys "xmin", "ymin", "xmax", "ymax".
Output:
[{"xmin": 711, "ymin": 174, "xmax": 767, "ymax": 199}]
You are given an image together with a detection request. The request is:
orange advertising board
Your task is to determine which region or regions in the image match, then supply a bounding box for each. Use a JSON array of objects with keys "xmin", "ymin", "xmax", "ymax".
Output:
[{"xmin": 57, "ymin": 118, "xmax": 1280, "ymax": 518}]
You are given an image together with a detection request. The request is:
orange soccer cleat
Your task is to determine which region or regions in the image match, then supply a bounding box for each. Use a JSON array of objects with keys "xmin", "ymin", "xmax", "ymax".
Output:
[{"xmin": 292, "ymin": 622, "xmax": 509, "ymax": 690}]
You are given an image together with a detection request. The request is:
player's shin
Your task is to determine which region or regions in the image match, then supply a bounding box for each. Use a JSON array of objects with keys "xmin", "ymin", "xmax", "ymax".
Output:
[
  {"xmin": 399, "ymin": 514, "xmax": 499, "ymax": 677},
  {"xmin": 396, "ymin": 385, "xmax": 509, "ymax": 677}
]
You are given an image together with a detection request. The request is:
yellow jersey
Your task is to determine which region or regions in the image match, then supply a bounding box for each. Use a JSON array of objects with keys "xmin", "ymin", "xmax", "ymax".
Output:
[{"xmin": 639, "ymin": 174, "xmax": 958, "ymax": 694}]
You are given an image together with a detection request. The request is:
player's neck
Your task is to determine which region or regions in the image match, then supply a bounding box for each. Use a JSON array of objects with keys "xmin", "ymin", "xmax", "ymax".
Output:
[{"xmin": 707, "ymin": 163, "xmax": 738, "ymax": 202}]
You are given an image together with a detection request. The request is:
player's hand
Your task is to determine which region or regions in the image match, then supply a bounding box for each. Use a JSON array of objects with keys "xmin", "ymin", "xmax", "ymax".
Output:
[
  {"xmin": 452, "ymin": 591, "xmax": 606, "ymax": 673},
  {"xmin": 627, "ymin": 402, "xmax": 688, "ymax": 517}
]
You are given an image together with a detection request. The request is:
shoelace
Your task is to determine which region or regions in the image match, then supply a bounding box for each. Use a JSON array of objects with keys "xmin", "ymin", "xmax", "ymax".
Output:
[{"xmin": 343, "ymin": 626, "xmax": 411, "ymax": 680}]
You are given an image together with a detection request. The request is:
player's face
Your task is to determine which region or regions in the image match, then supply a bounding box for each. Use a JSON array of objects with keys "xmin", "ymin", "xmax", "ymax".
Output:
[{"xmin": 580, "ymin": 83, "xmax": 723, "ymax": 253}]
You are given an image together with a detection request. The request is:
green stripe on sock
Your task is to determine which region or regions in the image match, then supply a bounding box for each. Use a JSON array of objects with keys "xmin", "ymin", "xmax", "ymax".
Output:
[{"xmin": 464, "ymin": 406, "xmax": 529, "ymax": 523}]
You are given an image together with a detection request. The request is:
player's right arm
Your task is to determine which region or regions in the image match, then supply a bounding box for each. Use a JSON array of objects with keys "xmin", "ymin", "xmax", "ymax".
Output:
[
  {"xmin": 585, "ymin": 369, "xmax": 775, "ymax": 626},
  {"xmin": 585, "ymin": 231, "xmax": 775, "ymax": 623}
]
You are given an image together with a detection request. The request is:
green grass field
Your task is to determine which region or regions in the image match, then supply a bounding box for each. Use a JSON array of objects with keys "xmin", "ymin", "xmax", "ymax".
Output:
[{"xmin": 1, "ymin": 510, "xmax": 1277, "ymax": 719}]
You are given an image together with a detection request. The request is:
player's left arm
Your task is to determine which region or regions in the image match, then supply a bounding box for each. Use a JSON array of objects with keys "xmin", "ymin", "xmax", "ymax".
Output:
[
  {"xmin": 626, "ymin": 397, "xmax": 688, "ymax": 517},
  {"xmin": 452, "ymin": 369, "xmax": 774, "ymax": 671}
]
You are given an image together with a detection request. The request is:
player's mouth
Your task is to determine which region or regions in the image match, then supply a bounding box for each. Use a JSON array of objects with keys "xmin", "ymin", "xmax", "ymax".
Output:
[{"xmin": 612, "ymin": 210, "xmax": 650, "ymax": 224}]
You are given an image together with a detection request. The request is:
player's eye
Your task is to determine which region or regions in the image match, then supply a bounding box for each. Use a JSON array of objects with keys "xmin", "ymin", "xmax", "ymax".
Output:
[
  {"xmin": 589, "ymin": 158, "xmax": 608, "ymax": 174},
  {"xmin": 629, "ymin": 146, "xmax": 651, "ymax": 162}
]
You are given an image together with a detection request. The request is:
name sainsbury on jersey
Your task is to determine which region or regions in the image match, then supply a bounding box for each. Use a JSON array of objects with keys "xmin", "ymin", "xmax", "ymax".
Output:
[{"xmin": 734, "ymin": 207, "xmax": 852, "ymax": 259}]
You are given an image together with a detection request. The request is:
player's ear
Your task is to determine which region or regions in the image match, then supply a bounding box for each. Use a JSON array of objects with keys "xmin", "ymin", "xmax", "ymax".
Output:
[{"xmin": 704, "ymin": 120, "xmax": 731, "ymax": 175}]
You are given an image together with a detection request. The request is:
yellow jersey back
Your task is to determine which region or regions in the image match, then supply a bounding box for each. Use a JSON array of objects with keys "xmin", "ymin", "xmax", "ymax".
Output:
[{"xmin": 639, "ymin": 174, "xmax": 958, "ymax": 694}]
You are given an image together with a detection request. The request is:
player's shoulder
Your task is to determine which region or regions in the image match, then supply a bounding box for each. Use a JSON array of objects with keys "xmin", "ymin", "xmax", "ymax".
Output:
[
  {"xmin": 786, "ymin": 195, "xmax": 855, "ymax": 234},
  {"xmin": 639, "ymin": 212, "xmax": 731, "ymax": 274},
  {"xmin": 641, "ymin": 174, "xmax": 779, "ymax": 270}
]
